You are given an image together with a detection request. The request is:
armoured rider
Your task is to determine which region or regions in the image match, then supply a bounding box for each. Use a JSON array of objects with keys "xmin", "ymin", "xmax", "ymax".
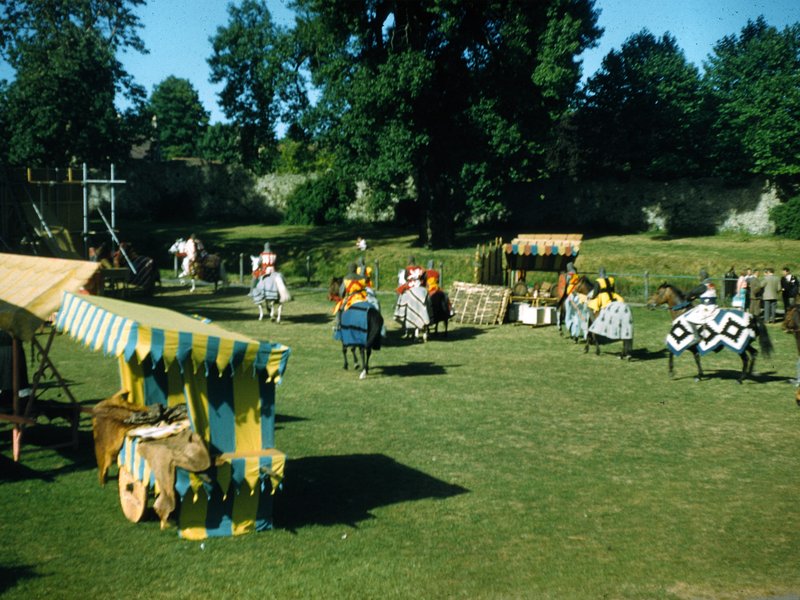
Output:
[{"xmin": 684, "ymin": 269, "xmax": 718, "ymax": 325}]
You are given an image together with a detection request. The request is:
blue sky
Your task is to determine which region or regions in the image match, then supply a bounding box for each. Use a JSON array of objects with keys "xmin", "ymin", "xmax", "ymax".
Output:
[{"xmin": 2, "ymin": 0, "xmax": 799, "ymax": 126}]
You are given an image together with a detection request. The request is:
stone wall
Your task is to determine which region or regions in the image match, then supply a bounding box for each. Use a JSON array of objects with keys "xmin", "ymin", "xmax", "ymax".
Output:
[
  {"xmin": 506, "ymin": 177, "xmax": 778, "ymax": 235},
  {"xmin": 118, "ymin": 161, "xmax": 780, "ymax": 235}
]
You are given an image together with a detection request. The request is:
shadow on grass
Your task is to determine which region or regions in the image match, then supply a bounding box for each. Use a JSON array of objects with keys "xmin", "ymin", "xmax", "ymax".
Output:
[
  {"xmin": 669, "ymin": 368, "xmax": 787, "ymax": 384},
  {"xmin": 629, "ymin": 347, "xmax": 669, "ymax": 361},
  {"xmin": 0, "ymin": 427, "xmax": 96, "ymax": 481},
  {"xmin": 0, "ymin": 563, "xmax": 39, "ymax": 596},
  {"xmin": 274, "ymin": 453, "xmax": 468, "ymax": 531},
  {"xmin": 278, "ymin": 312, "xmax": 332, "ymax": 325},
  {"xmin": 373, "ymin": 362, "xmax": 451, "ymax": 377}
]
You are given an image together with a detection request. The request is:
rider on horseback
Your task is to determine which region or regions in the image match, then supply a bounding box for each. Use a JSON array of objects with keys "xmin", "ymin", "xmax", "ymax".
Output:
[
  {"xmin": 251, "ymin": 242, "xmax": 277, "ymax": 289},
  {"xmin": 334, "ymin": 263, "xmax": 368, "ymax": 316},
  {"xmin": 587, "ymin": 267, "xmax": 624, "ymax": 312},
  {"xmin": 683, "ymin": 269, "xmax": 718, "ymax": 325}
]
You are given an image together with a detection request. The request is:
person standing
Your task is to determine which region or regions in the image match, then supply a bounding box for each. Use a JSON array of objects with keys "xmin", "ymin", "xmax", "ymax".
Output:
[
  {"xmin": 737, "ymin": 268, "xmax": 751, "ymax": 310},
  {"xmin": 761, "ymin": 268, "xmax": 781, "ymax": 323},
  {"xmin": 748, "ymin": 268, "xmax": 763, "ymax": 318},
  {"xmin": 781, "ymin": 266, "xmax": 798, "ymax": 316},
  {"xmin": 724, "ymin": 266, "xmax": 737, "ymax": 305}
]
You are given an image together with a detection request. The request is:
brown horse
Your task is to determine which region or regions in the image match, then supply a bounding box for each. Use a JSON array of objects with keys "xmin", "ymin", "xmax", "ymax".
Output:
[
  {"xmin": 650, "ymin": 282, "xmax": 772, "ymax": 383},
  {"xmin": 647, "ymin": 282, "xmax": 693, "ymax": 320},
  {"xmin": 782, "ymin": 305, "xmax": 800, "ymax": 388}
]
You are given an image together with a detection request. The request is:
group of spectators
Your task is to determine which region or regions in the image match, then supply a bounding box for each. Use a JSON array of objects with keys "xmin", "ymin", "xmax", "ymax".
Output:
[{"xmin": 725, "ymin": 266, "xmax": 798, "ymax": 323}]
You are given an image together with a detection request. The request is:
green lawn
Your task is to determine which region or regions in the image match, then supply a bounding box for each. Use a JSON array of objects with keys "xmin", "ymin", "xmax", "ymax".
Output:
[{"xmin": 2, "ymin": 231, "xmax": 800, "ymax": 599}]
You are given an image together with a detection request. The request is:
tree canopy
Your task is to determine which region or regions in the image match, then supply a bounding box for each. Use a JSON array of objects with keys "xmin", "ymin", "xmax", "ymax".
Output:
[
  {"xmin": 578, "ymin": 30, "xmax": 706, "ymax": 179},
  {"xmin": 703, "ymin": 17, "xmax": 800, "ymax": 189},
  {"xmin": 288, "ymin": 0, "xmax": 602, "ymax": 246},
  {"xmin": 147, "ymin": 76, "xmax": 209, "ymax": 160},
  {"xmin": 0, "ymin": 0, "xmax": 147, "ymax": 166},
  {"xmin": 208, "ymin": 0, "xmax": 305, "ymax": 174}
]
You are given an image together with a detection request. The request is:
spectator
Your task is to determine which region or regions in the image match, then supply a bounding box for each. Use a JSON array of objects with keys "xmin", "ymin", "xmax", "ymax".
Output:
[
  {"xmin": 748, "ymin": 268, "xmax": 763, "ymax": 318},
  {"xmin": 724, "ymin": 266, "xmax": 737, "ymax": 304},
  {"xmin": 761, "ymin": 268, "xmax": 781, "ymax": 323},
  {"xmin": 781, "ymin": 266, "xmax": 798, "ymax": 315}
]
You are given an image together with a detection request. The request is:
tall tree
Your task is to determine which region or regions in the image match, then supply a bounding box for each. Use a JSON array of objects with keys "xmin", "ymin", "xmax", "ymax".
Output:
[
  {"xmin": 147, "ymin": 76, "xmax": 209, "ymax": 160},
  {"xmin": 290, "ymin": 0, "xmax": 601, "ymax": 247},
  {"xmin": 0, "ymin": 0, "xmax": 147, "ymax": 166},
  {"xmin": 703, "ymin": 17, "xmax": 800, "ymax": 189},
  {"xmin": 208, "ymin": 0, "xmax": 305, "ymax": 174},
  {"xmin": 577, "ymin": 30, "xmax": 706, "ymax": 179}
]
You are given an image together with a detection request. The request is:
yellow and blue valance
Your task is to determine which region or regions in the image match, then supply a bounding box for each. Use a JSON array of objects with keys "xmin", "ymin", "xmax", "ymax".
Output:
[{"xmin": 55, "ymin": 291, "xmax": 290, "ymax": 382}]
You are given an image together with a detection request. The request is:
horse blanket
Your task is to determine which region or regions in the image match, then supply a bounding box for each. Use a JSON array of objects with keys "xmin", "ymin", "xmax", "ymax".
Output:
[
  {"xmin": 193, "ymin": 254, "xmax": 221, "ymax": 282},
  {"xmin": 394, "ymin": 286, "xmax": 430, "ymax": 330},
  {"xmin": 588, "ymin": 302, "xmax": 633, "ymax": 340},
  {"xmin": 427, "ymin": 289, "xmax": 452, "ymax": 324},
  {"xmin": 666, "ymin": 308, "xmax": 755, "ymax": 356},
  {"xmin": 334, "ymin": 301, "xmax": 383, "ymax": 349},
  {"xmin": 252, "ymin": 272, "xmax": 291, "ymax": 304},
  {"xmin": 128, "ymin": 255, "xmax": 158, "ymax": 291},
  {"xmin": 564, "ymin": 292, "xmax": 591, "ymax": 339}
]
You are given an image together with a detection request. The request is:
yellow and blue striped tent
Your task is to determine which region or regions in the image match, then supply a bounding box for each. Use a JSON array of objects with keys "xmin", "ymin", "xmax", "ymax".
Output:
[{"xmin": 55, "ymin": 291, "xmax": 291, "ymax": 539}]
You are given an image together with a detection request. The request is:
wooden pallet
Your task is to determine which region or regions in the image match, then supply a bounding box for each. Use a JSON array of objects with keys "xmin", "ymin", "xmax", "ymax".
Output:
[{"xmin": 449, "ymin": 281, "xmax": 511, "ymax": 325}]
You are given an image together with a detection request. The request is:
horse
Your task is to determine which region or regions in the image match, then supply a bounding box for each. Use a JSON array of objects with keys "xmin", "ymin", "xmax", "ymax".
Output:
[
  {"xmin": 168, "ymin": 238, "xmax": 226, "ymax": 292},
  {"xmin": 426, "ymin": 288, "xmax": 451, "ymax": 336},
  {"xmin": 649, "ymin": 282, "xmax": 773, "ymax": 383},
  {"xmin": 782, "ymin": 305, "xmax": 800, "ymax": 386},
  {"xmin": 394, "ymin": 285, "xmax": 430, "ymax": 341},
  {"xmin": 112, "ymin": 242, "xmax": 161, "ymax": 295},
  {"xmin": 574, "ymin": 275, "xmax": 634, "ymax": 359},
  {"xmin": 560, "ymin": 275, "xmax": 595, "ymax": 342},
  {"xmin": 329, "ymin": 276, "xmax": 386, "ymax": 378},
  {"xmin": 250, "ymin": 256, "xmax": 291, "ymax": 322}
]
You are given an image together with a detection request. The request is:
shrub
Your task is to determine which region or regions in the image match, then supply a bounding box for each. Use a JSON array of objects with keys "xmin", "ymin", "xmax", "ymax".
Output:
[
  {"xmin": 284, "ymin": 171, "xmax": 353, "ymax": 225},
  {"xmin": 771, "ymin": 195, "xmax": 800, "ymax": 239}
]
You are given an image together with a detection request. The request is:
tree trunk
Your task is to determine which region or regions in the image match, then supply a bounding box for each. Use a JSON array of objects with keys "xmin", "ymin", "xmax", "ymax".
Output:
[{"xmin": 416, "ymin": 169, "xmax": 455, "ymax": 249}]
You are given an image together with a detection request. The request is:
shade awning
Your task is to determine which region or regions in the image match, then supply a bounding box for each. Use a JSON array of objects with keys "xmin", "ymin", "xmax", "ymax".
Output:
[
  {"xmin": 504, "ymin": 234, "xmax": 582, "ymax": 273},
  {"xmin": 0, "ymin": 253, "xmax": 101, "ymax": 341},
  {"xmin": 55, "ymin": 292, "xmax": 290, "ymax": 382}
]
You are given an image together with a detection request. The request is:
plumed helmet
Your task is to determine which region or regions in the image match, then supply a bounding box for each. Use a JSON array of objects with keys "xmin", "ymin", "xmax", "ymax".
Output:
[
  {"xmin": 598, "ymin": 267, "xmax": 606, "ymax": 278},
  {"xmin": 699, "ymin": 268, "xmax": 709, "ymax": 282},
  {"xmin": 263, "ymin": 242, "xmax": 271, "ymax": 252},
  {"xmin": 566, "ymin": 262, "xmax": 574, "ymax": 273},
  {"xmin": 427, "ymin": 260, "xmax": 434, "ymax": 269}
]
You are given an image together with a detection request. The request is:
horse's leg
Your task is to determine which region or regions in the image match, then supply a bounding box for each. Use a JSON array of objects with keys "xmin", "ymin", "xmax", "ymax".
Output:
[
  {"xmin": 668, "ymin": 352, "xmax": 675, "ymax": 378},
  {"xmin": 692, "ymin": 348, "xmax": 703, "ymax": 382},
  {"xmin": 583, "ymin": 333, "xmax": 590, "ymax": 354},
  {"xmin": 342, "ymin": 345, "xmax": 349, "ymax": 370},
  {"xmin": 270, "ymin": 301, "xmax": 276, "ymax": 321},
  {"xmin": 422, "ymin": 326, "xmax": 428, "ymax": 343},
  {"xmin": 190, "ymin": 277, "xmax": 196, "ymax": 293},
  {"xmin": 738, "ymin": 352, "xmax": 749, "ymax": 384},
  {"xmin": 276, "ymin": 303, "xmax": 282, "ymax": 323},
  {"xmin": 358, "ymin": 346, "xmax": 367, "ymax": 379},
  {"xmin": 351, "ymin": 346, "xmax": 359, "ymax": 370},
  {"xmin": 444, "ymin": 318, "xmax": 449, "ymax": 337},
  {"xmin": 746, "ymin": 346, "xmax": 758, "ymax": 376},
  {"xmin": 258, "ymin": 303, "xmax": 265, "ymax": 321}
]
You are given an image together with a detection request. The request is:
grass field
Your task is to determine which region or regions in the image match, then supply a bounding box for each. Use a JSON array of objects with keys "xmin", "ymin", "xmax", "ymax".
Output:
[{"xmin": 2, "ymin": 229, "xmax": 800, "ymax": 599}]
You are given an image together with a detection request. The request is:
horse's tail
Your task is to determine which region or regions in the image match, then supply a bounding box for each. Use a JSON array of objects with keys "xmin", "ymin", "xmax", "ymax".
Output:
[{"xmin": 754, "ymin": 315, "xmax": 773, "ymax": 358}]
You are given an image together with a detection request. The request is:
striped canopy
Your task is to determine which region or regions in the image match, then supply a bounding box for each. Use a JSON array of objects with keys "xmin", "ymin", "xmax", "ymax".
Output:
[
  {"xmin": 504, "ymin": 234, "xmax": 582, "ymax": 274},
  {"xmin": 0, "ymin": 253, "xmax": 100, "ymax": 341},
  {"xmin": 55, "ymin": 291, "xmax": 289, "ymax": 381}
]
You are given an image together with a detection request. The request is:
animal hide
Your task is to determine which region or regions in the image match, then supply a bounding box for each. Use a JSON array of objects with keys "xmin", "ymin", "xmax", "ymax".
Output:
[
  {"xmin": 136, "ymin": 428, "xmax": 211, "ymax": 530},
  {"xmin": 252, "ymin": 272, "xmax": 291, "ymax": 304},
  {"xmin": 91, "ymin": 390, "xmax": 149, "ymax": 486}
]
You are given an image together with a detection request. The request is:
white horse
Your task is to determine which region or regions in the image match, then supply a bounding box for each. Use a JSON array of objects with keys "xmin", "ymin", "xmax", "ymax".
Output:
[
  {"xmin": 250, "ymin": 255, "xmax": 291, "ymax": 321},
  {"xmin": 168, "ymin": 238, "xmax": 226, "ymax": 292}
]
